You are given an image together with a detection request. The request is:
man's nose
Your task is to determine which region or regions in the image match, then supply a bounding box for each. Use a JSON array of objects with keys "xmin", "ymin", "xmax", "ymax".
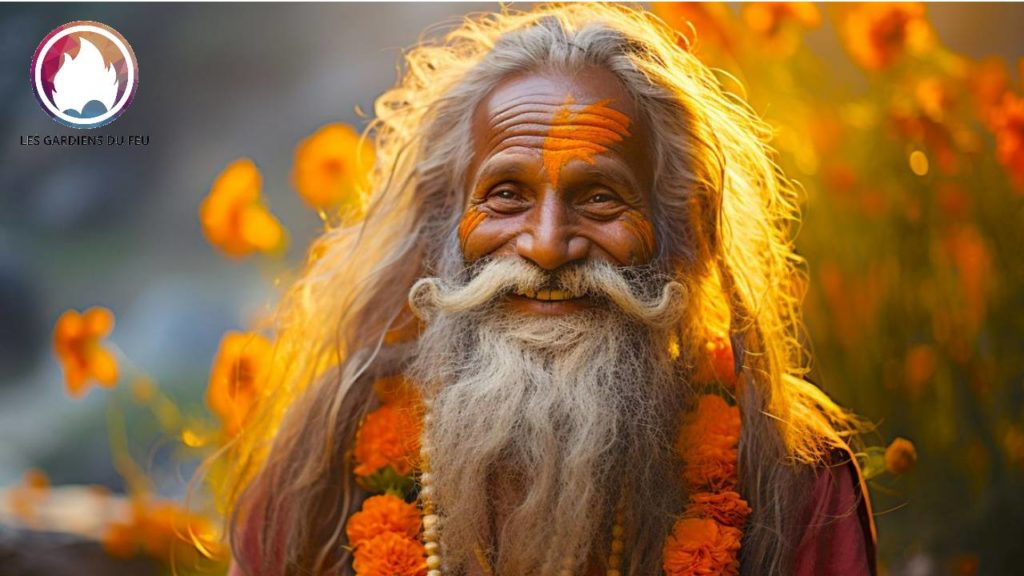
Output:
[{"xmin": 515, "ymin": 200, "xmax": 590, "ymax": 270}]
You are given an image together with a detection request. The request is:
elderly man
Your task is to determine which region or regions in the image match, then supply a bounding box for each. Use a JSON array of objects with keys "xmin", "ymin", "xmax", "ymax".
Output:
[{"xmin": 226, "ymin": 5, "xmax": 876, "ymax": 576}]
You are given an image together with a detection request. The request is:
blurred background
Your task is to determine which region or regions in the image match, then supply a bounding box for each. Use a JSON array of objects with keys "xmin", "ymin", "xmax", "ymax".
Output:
[{"xmin": 0, "ymin": 3, "xmax": 1022, "ymax": 575}]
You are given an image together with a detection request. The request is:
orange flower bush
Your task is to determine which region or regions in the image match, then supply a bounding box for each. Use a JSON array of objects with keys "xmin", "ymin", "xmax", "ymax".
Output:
[
  {"xmin": 292, "ymin": 123, "xmax": 375, "ymax": 213},
  {"xmin": 840, "ymin": 3, "xmax": 934, "ymax": 71},
  {"xmin": 351, "ymin": 531, "xmax": 427, "ymax": 576},
  {"xmin": 346, "ymin": 494, "xmax": 421, "ymax": 548},
  {"xmin": 991, "ymin": 91, "xmax": 1024, "ymax": 192},
  {"xmin": 885, "ymin": 437, "xmax": 918, "ymax": 475},
  {"xmin": 206, "ymin": 331, "xmax": 274, "ymax": 435},
  {"xmin": 53, "ymin": 307, "xmax": 119, "ymax": 397},
  {"xmin": 663, "ymin": 518, "xmax": 742, "ymax": 576},
  {"xmin": 199, "ymin": 158, "xmax": 285, "ymax": 258},
  {"xmin": 353, "ymin": 402, "xmax": 422, "ymax": 477}
]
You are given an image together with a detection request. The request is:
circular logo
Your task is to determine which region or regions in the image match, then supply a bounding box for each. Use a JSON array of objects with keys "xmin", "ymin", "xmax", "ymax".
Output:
[{"xmin": 31, "ymin": 21, "xmax": 138, "ymax": 129}]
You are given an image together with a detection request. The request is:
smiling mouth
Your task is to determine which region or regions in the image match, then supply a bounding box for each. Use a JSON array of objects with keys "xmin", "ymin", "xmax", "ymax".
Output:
[{"xmin": 511, "ymin": 287, "xmax": 587, "ymax": 301}]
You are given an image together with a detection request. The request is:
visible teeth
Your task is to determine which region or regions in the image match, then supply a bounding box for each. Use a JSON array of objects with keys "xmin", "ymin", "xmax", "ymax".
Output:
[{"xmin": 513, "ymin": 288, "xmax": 580, "ymax": 301}]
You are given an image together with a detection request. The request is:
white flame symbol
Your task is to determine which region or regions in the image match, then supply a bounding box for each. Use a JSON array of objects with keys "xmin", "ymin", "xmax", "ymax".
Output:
[{"xmin": 51, "ymin": 37, "xmax": 119, "ymax": 116}]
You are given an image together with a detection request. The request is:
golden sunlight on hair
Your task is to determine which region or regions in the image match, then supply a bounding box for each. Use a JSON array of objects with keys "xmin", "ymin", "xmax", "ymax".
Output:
[{"xmin": 215, "ymin": 4, "xmax": 867, "ymax": 575}]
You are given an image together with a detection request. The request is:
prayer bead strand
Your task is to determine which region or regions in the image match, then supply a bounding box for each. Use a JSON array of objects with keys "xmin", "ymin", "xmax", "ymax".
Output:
[{"xmin": 420, "ymin": 410, "xmax": 444, "ymax": 576}]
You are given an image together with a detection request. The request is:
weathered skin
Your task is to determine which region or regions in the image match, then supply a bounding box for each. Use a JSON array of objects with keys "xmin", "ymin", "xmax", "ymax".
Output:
[{"xmin": 460, "ymin": 68, "xmax": 658, "ymax": 316}]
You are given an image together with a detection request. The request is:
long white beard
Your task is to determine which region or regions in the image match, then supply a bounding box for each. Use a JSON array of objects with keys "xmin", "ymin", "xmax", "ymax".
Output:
[{"xmin": 408, "ymin": 259, "xmax": 690, "ymax": 575}]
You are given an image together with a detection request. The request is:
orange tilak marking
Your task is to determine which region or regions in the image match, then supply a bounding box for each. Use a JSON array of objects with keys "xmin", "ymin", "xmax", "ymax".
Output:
[
  {"xmin": 542, "ymin": 97, "xmax": 631, "ymax": 188},
  {"xmin": 621, "ymin": 210, "xmax": 657, "ymax": 263},
  {"xmin": 458, "ymin": 207, "xmax": 487, "ymax": 249}
]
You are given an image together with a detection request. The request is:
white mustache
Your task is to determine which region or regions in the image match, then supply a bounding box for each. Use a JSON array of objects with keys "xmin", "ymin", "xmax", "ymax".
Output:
[{"xmin": 409, "ymin": 258, "xmax": 687, "ymax": 329}]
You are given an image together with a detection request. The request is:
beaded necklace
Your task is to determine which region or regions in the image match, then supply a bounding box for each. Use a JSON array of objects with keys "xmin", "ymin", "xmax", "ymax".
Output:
[{"xmin": 343, "ymin": 334, "xmax": 748, "ymax": 576}]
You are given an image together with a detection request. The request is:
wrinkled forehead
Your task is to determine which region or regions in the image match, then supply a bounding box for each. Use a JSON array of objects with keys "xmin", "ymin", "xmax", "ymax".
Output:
[{"xmin": 468, "ymin": 67, "xmax": 654, "ymax": 190}]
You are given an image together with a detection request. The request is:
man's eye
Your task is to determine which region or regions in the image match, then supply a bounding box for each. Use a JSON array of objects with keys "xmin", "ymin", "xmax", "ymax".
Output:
[
  {"xmin": 492, "ymin": 188, "xmax": 518, "ymax": 200},
  {"xmin": 588, "ymin": 192, "xmax": 615, "ymax": 203}
]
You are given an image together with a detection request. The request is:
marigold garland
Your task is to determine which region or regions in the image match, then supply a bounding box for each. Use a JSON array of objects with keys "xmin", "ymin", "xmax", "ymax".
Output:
[
  {"xmin": 664, "ymin": 345, "xmax": 750, "ymax": 576},
  {"xmin": 346, "ymin": 335, "xmax": 749, "ymax": 575},
  {"xmin": 347, "ymin": 378, "xmax": 428, "ymax": 575}
]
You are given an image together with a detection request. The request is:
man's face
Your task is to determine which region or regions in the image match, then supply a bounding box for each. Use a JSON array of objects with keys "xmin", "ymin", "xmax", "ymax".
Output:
[{"xmin": 461, "ymin": 69, "xmax": 657, "ymax": 316}]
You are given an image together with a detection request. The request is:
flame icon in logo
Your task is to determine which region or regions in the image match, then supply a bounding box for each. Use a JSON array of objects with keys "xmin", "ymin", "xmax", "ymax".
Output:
[
  {"xmin": 31, "ymin": 21, "xmax": 139, "ymax": 129},
  {"xmin": 51, "ymin": 37, "xmax": 119, "ymax": 118}
]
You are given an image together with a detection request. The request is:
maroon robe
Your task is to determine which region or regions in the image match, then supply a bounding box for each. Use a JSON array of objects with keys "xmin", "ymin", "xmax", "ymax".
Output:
[{"xmin": 792, "ymin": 449, "xmax": 878, "ymax": 576}]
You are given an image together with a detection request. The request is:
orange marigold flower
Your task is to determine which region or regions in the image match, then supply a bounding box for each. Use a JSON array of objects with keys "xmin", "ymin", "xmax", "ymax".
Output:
[
  {"xmin": 53, "ymin": 307, "xmax": 119, "ymax": 397},
  {"xmin": 199, "ymin": 158, "xmax": 285, "ymax": 258},
  {"xmin": 991, "ymin": 91, "xmax": 1024, "ymax": 192},
  {"xmin": 346, "ymin": 494, "xmax": 421, "ymax": 548},
  {"xmin": 678, "ymin": 395, "xmax": 741, "ymax": 490},
  {"xmin": 884, "ymin": 437, "xmax": 917, "ymax": 475},
  {"xmin": 354, "ymin": 403, "xmax": 422, "ymax": 477},
  {"xmin": 840, "ymin": 3, "xmax": 934, "ymax": 71},
  {"xmin": 206, "ymin": 331, "xmax": 274, "ymax": 436},
  {"xmin": 351, "ymin": 531, "xmax": 427, "ymax": 576},
  {"xmin": 678, "ymin": 395, "xmax": 741, "ymax": 454},
  {"xmin": 686, "ymin": 491, "xmax": 752, "ymax": 529},
  {"xmin": 682, "ymin": 446, "xmax": 739, "ymax": 491},
  {"xmin": 292, "ymin": 123, "xmax": 374, "ymax": 213},
  {"xmin": 663, "ymin": 518, "xmax": 742, "ymax": 576}
]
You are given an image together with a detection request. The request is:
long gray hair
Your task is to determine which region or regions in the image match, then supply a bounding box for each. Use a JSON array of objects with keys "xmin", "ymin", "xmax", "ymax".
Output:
[{"xmin": 223, "ymin": 5, "xmax": 861, "ymax": 575}]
